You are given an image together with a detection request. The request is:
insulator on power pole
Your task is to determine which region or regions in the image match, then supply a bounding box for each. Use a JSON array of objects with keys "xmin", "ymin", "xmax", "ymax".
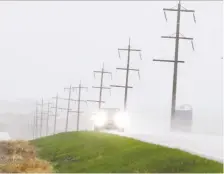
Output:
[
  {"xmin": 153, "ymin": 0, "xmax": 196, "ymax": 121},
  {"xmin": 88, "ymin": 63, "xmax": 112, "ymax": 110},
  {"xmin": 111, "ymin": 38, "xmax": 142, "ymax": 111},
  {"xmin": 70, "ymin": 82, "xmax": 88, "ymax": 131}
]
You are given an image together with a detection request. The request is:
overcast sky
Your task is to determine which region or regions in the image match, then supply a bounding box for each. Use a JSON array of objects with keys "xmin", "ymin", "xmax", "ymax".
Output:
[{"xmin": 0, "ymin": 1, "xmax": 222, "ymax": 135}]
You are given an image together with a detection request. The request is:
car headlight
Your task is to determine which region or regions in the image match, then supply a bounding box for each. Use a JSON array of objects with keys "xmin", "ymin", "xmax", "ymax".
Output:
[
  {"xmin": 114, "ymin": 112, "xmax": 129, "ymax": 128},
  {"xmin": 92, "ymin": 111, "xmax": 107, "ymax": 127}
]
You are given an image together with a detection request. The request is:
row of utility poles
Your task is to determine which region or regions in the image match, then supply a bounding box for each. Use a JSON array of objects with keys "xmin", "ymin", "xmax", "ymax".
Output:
[
  {"xmin": 33, "ymin": 99, "xmax": 52, "ymax": 138},
  {"xmin": 33, "ymin": 82, "xmax": 88, "ymax": 139},
  {"xmin": 32, "ymin": 0, "xmax": 198, "ymax": 139},
  {"xmin": 32, "ymin": 37, "xmax": 142, "ymax": 139}
]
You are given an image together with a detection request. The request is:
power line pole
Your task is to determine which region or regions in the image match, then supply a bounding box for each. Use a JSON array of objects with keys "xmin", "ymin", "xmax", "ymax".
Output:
[
  {"xmin": 39, "ymin": 98, "xmax": 44, "ymax": 137},
  {"xmin": 64, "ymin": 85, "xmax": 78, "ymax": 132},
  {"xmin": 37, "ymin": 98, "xmax": 51, "ymax": 137},
  {"xmin": 32, "ymin": 112, "xmax": 36, "ymax": 140},
  {"xmin": 64, "ymin": 85, "xmax": 73, "ymax": 132},
  {"xmin": 52, "ymin": 93, "xmax": 77, "ymax": 133},
  {"xmin": 72, "ymin": 81, "xmax": 88, "ymax": 131},
  {"xmin": 46, "ymin": 102, "xmax": 53, "ymax": 136},
  {"xmin": 153, "ymin": 0, "xmax": 196, "ymax": 119},
  {"xmin": 35, "ymin": 103, "xmax": 39, "ymax": 138},
  {"xmin": 52, "ymin": 94, "xmax": 59, "ymax": 135},
  {"xmin": 111, "ymin": 38, "xmax": 142, "ymax": 111},
  {"xmin": 87, "ymin": 63, "xmax": 112, "ymax": 109},
  {"xmin": 33, "ymin": 102, "xmax": 39, "ymax": 139}
]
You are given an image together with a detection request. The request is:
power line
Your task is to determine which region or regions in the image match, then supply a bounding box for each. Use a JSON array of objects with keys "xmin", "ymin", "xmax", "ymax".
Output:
[
  {"xmin": 36, "ymin": 99, "xmax": 44, "ymax": 137},
  {"xmin": 153, "ymin": 0, "xmax": 196, "ymax": 120},
  {"xmin": 52, "ymin": 93, "xmax": 77, "ymax": 133},
  {"xmin": 111, "ymin": 38, "xmax": 142, "ymax": 111},
  {"xmin": 35, "ymin": 103, "xmax": 39, "ymax": 138},
  {"xmin": 64, "ymin": 85, "xmax": 73, "ymax": 132},
  {"xmin": 87, "ymin": 63, "xmax": 112, "ymax": 109},
  {"xmin": 64, "ymin": 85, "xmax": 80, "ymax": 132},
  {"xmin": 34, "ymin": 101, "xmax": 47, "ymax": 138},
  {"xmin": 33, "ymin": 102, "xmax": 39, "ymax": 139},
  {"xmin": 32, "ymin": 112, "xmax": 36, "ymax": 140},
  {"xmin": 36, "ymin": 98, "xmax": 51, "ymax": 137},
  {"xmin": 46, "ymin": 102, "xmax": 53, "ymax": 136},
  {"xmin": 52, "ymin": 94, "xmax": 59, "ymax": 135},
  {"xmin": 72, "ymin": 81, "xmax": 88, "ymax": 131}
]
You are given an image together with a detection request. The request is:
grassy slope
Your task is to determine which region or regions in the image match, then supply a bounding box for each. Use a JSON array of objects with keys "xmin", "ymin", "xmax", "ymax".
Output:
[{"xmin": 31, "ymin": 131, "xmax": 223, "ymax": 173}]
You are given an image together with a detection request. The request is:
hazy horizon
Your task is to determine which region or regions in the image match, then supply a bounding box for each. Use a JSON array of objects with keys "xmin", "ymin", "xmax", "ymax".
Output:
[{"xmin": 0, "ymin": 1, "xmax": 222, "ymax": 138}]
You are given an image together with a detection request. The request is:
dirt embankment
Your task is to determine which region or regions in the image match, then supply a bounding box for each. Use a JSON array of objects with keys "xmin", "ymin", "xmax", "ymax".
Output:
[{"xmin": 0, "ymin": 140, "xmax": 53, "ymax": 173}]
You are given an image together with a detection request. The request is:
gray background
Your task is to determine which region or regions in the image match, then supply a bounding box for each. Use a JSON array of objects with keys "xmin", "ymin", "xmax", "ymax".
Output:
[{"xmin": 0, "ymin": 1, "xmax": 222, "ymax": 139}]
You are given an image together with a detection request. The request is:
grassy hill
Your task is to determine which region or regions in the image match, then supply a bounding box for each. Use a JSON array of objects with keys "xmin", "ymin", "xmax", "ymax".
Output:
[{"xmin": 31, "ymin": 131, "xmax": 223, "ymax": 173}]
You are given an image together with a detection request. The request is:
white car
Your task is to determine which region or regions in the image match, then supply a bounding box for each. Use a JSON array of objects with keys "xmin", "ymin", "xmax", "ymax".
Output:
[
  {"xmin": 91, "ymin": 108, "xmax": 129, "ymax": 132},
  {"xmin": 171, "ymin": 104, "xmax": 193, "ymax": 132}
]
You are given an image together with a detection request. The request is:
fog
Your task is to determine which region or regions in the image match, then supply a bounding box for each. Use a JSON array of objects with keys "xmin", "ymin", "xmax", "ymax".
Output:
[{"xmin": 0, "ymin": 1, "xmax": 222, "ymax": 141}]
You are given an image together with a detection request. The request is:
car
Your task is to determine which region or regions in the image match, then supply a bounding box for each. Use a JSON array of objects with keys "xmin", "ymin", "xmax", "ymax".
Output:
[
  {"xmin": 91, "ymin": 108, "xmax": 129, "ymax": 132},
  {"xmin": 171, "ymin": 104, "xmax": 193, "ymax": 132}
]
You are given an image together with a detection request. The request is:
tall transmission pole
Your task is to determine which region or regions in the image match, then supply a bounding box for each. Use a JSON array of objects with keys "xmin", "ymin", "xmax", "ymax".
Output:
[
  {"xmin": 111, "ymin": 38, "xmax": 142, "ymax": 111},
  {"xmin": 52, "ymin": 94, "xmax": 59, "ymax": 135},
  {"xmin": 34, "ymin": 102, "xmax": 39, "ymax": 139},
  {"xmin": 39, "ymin": 98, "xmax": 44, "ymax": 137},
  {"xmin": 51, "ymin": 93, "xmax": 77, "ymax": 134},
  {"xmin": 87, "ymin": 63, "xmax": 112, "ymax": 109},
  {"xmin": 37, "ymin": 99, "xmax": 51, "ymax": 137},
  {"xmin": 35, "ymin": 104, "xmax": 39, "ymax": 138},
  {"xmin": 46, "ymin": 102, "xmax": 53, "ymax": 136},
  {"xmin": 32, "ymin": 112, "xmax": 36, "ymax": 140},
  {"xmin": 153, "ymin": 0, "xmax": 196, "ymax": 119},
  {"xmin": 72, "ymin": 81, "xmax": 88, "ymax": 131},
  {"xmin": 64, "ymin": 85, "xmax": 79, "ymax": 132}
]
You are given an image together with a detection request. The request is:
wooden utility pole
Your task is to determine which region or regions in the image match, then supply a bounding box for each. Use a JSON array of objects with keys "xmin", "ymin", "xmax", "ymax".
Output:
[
  {"xmin": 36, "ymin": 99, "xmax": 52, "ymax": 137},
  {"xmin": 111, "ymin": 38, "xmax": 142, "ymax": 111},
  {"xmin": 52, "ymin": 93, "xmax": 77, "ymax": 133},
  {"xmin": 63, "ymin": 85, "xmax": 80, "ymax": 132},
  {"xmin": 32, "ymin": 112, "xmax": 36, "ymax": 140},
  {"xmin": 52, "ymin": 94, "xmax": 58, "ymax": 135},
  {"xmin": 39, "ymin": 99, "xmax": 44, "ymax": 137},
  {"xmin": 72, "ymin": 81, "xmax": 88, "ymax": 131},
  {"xmin": 46, "ymin": 102, "xmax": 52, "ymax": 136},
  {"xmin": 153, "ymin": 0, "xmax": 196, "ymax": 119},
  {"xmin": 33, "ymin": 102, "xmax": 39, "ymax": 139},
  {"xmin": 87, "ymin": 63, "xmax": 112, "ymax": 109}
]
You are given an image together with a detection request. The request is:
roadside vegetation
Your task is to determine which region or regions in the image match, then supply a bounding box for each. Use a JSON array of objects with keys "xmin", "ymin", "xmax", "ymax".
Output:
[
  {"xmin": 0, "ymin": 140, "xmax": 53, "ymax": 173},
  {"xmin": 31, "ymin": 131, "xmax": 223, "ymax": 173}
]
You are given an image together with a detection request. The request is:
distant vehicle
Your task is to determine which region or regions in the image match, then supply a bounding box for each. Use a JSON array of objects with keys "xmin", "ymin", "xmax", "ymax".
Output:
[
  {"xmin": 91, "ymin": 108, "xmax": 129, "ymax": 132},
  {"xmin": 171, "ymin": 104, "xmax": 193, "ymax": 132},
  {"xmin": 175, "ymin": 104, "xmax": 193, "ymax": 119}
]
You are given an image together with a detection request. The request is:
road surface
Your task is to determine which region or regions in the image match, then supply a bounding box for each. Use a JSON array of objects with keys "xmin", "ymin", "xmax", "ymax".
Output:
[{"xmin": 107, "ymin": 130, "xmax": 223, "ymax": 163}]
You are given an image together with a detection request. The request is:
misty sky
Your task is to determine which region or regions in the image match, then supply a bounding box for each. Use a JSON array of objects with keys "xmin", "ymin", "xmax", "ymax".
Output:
[{"xmin": 0, "ymin": 1, "xmax": 223, "ymax": 135}]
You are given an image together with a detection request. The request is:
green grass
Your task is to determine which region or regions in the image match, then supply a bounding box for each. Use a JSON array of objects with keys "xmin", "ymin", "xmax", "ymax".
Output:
[{"xmin": 31, "ymin": 131, "xmax": 223, "ymax": 173}]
